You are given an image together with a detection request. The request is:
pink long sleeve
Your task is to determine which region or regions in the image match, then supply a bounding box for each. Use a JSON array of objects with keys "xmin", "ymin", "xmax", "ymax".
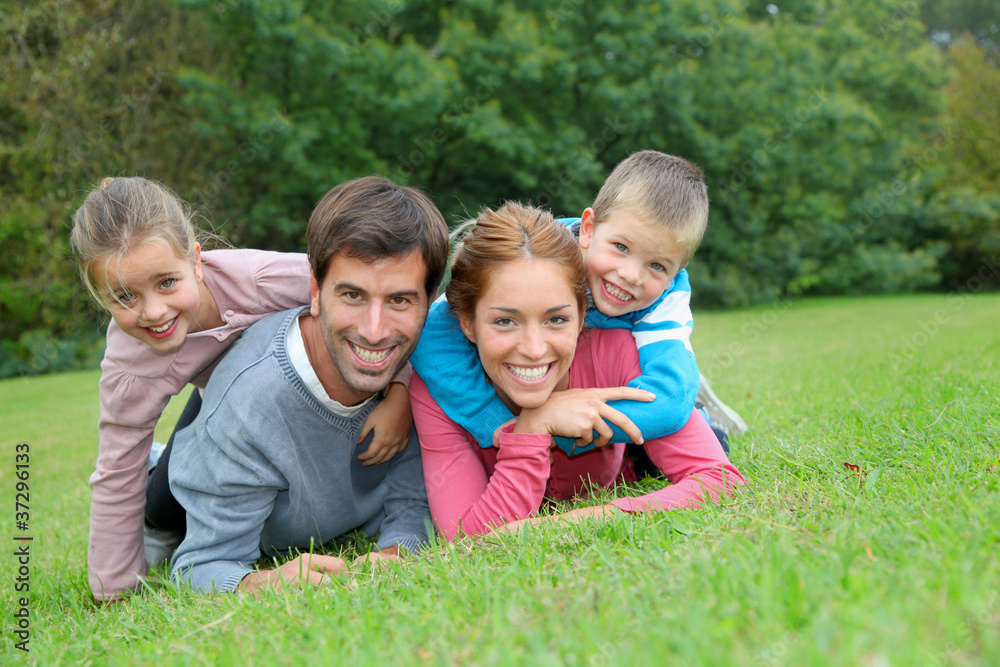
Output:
[
  {"xmin": 87, "ymin": 249, "xmax": 311, "ymax": 600},
  {"xmin": 612, "ymin": 408, "xmax": 745, "ymax": 514},
  {"xmin": 411, "ymin": 374, "xmax": 553, "ymax": 541}
]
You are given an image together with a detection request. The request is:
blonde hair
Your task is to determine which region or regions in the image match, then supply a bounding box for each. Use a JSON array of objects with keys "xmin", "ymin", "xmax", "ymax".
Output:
[
  {"xmin": 592, "ymin": 150, "xmax": 709, "ymax": 261},
  {"xmin": 446, "ymin": 202, "xmax": 587, "ymax": 321},
  {"xmin": 70, "ymin": 177, "xmax": 205, "ymax": 309}
]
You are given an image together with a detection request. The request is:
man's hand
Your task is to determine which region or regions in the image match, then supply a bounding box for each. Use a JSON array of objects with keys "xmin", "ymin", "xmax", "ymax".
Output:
[
  {"xmin": 351, "ymin": 545, "xmax": 401, "ymax": 572},
  {"xmin": 237, "ymin": 554, "xmax": 347, "ymax": 596},
  {"xmin": 357, "ymin": 382, "xmax": 412, "ymax": 466}
]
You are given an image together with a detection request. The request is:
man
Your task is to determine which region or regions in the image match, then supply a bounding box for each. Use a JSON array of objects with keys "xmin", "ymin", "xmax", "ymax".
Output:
[{"xmin": 169, "ymin": 176, "xmax": 449, "ymax": 594}]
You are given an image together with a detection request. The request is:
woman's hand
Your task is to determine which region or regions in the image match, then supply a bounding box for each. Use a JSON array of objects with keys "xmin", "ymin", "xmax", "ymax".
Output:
[
  {"xmin": 496, "ymin": 504, "xmax": 620, "ymax": 533},
  {"xmin": 512, "ymin": 386, "xmax": 654, "ymax": 448},
  {"xmin": 357, "ymin": 382, "xmax": 412, "ymax": 466}
]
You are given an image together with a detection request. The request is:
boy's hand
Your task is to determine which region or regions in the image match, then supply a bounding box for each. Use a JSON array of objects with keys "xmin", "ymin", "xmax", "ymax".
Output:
[{"xmin": 357, "ymin": 382, "xmax": 412, "ymax": 466}]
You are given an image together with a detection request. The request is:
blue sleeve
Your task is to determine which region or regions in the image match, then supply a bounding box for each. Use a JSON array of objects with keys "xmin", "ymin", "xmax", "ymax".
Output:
[
  {"xmin": 554, "ymin": 270, "xmax": 699, "ymax": 454},
  {"xmin": 408, "ymin": 296, "xmax": 516, "ymax": 448}
]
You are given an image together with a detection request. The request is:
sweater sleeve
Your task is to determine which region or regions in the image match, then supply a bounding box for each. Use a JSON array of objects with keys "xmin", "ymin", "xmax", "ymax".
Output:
[
  {"xmin": 87, "ymin": 355, "xmax": 174, "ymax": 601},
  {"xmin": 410, "ymin": 373, "xmax": 552, "ymax": 541},
  {"xmin": 611, "ymin": 408, "xmax": 745, "ymax": 514},
  {"xmin": 169, "ymin": 411, "xmax": 285, "ymax": 594},
  {"xmin": 408, "ymin": 296, "xmax": 515, "ymax": 447},
  {"xmin": 571, "ymin": 269, "xmax": 699, "ymax": 450},
  {"xmin": 372, "ymin": 426, "xmax": 432, "ymax": 554}
]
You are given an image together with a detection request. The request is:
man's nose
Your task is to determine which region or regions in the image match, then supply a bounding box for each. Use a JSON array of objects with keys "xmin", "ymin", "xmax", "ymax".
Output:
[{"xmin": 357, "ymin": 304, "xmax": 390, "ymax": 343}]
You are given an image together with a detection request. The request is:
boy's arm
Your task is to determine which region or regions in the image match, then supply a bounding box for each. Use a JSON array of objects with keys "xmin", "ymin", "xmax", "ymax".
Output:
[
  {"xmin": 569, "ymin": 270, "xmax": 699, "ymax": 451},
  {"xmin": 408, "ymin": 296, "xmax": 516, "ymax": 448}
]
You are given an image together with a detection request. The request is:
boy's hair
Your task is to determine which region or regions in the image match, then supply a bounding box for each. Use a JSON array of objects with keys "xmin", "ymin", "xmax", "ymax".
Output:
[
  {"xmin": 592, "ymin": 150, "xmax": 709, "ymax": 261},
  {"xmin": 71, "ymin": 177, "xmax": 200, "ymax": 310},
  {"xmin": 307, "ymin": 176, "xmax": 449, "ymax": 299},
  {"xmin": 447, "ymin": 201, "xmax": 588, "ymax": 322}
]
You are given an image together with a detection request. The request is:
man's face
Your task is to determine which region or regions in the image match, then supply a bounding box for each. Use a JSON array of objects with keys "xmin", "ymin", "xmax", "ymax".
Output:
[{"xmin": 310, "ymin": 250, "xmax": 429, "ymax": 405}]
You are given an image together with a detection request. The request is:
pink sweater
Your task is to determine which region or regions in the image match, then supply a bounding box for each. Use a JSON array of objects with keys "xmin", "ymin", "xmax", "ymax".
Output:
[
  {"xmin": 410, "ymin": 328, "xmax": 745, "ymax": 540},
  {"xmin": 88, "ymin": 249, "xmax": 312, "ymax": 600}
]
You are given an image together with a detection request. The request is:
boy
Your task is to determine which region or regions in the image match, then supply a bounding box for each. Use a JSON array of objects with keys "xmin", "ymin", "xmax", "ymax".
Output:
[{"xmin": 409, "ymin": 150, "xmax": 746, "ymax": 456}]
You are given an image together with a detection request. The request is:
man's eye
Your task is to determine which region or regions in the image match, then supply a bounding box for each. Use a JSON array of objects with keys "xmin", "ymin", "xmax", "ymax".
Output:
[
  {"xmin": 345, "ymin": 292, "xmax": 362, "ymax": 300},
  {"xmin": 390, "ymin": 296, "xmax": 408, "ymax": 306},
  {"xmin": 614, "ymin": 243, "xmax": 628, "ymax": 253}
]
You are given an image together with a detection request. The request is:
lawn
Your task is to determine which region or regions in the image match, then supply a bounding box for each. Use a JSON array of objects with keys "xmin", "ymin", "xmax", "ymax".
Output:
[{"xmin": 2, "ymin": 293, "xmax": 998, "ymax": 665}]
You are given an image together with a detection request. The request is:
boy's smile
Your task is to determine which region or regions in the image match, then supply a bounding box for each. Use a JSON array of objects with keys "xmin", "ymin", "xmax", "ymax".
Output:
[{"xmin": 578, "ymin": 208, "xmax": 690, "ymax": 317}]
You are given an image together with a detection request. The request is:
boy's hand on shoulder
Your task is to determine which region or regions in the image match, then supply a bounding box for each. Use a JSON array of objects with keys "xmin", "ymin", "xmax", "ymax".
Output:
[{"xmin": 357, "ymin": 382, "xmax": 412, "ymax": 466}]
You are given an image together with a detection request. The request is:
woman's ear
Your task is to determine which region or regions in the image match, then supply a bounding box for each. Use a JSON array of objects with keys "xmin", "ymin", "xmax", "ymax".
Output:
[
  {"xmin": 459, "ymin": 315, "xmax": 476, "ymax": 344},
  {"xmin": 578, "ymin": 208, "xmax": 596, "ymax": 250}
]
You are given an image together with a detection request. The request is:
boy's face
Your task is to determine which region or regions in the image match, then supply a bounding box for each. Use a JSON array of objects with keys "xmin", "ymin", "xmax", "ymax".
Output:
[{"xmin": 578, "ymin": 208, "xmax": 689, "ymax": 317}]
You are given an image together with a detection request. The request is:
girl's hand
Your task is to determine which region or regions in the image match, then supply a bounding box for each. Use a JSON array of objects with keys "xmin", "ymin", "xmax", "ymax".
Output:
[
  {"xmin": 357, "ymin": 382, "xmax": 412, "ymax": 466},
  {"xmin": 513, "ymin": 387, "xmax": 654, "ymax": 448}
]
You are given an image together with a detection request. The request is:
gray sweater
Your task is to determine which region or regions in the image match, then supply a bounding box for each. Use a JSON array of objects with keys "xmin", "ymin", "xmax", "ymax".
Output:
[{"xmin": 169, "ymin": 308, "xmax": 430, "ymax": 593}]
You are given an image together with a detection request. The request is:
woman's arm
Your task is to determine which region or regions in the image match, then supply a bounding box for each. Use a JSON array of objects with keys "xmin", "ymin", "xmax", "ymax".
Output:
[{"xmin": 410, "ymin": 373, "xmax": 552, "ymax": 540}]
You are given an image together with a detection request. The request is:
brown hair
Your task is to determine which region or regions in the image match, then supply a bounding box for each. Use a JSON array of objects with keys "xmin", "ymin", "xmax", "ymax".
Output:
[
  {"xmin": 71, "ymin": 177, "xmax": 202, "ymax": 309},
  {"xmin": 446, "ymin": 201, "xmax": 587, "ymax": 321},
  {"xmin": 307, "ymin": 176, "xmax": 449, "ymax": 298},
  {"xmin": 592, "ymin": 150, "xmax": 709, "ymax": 261}
]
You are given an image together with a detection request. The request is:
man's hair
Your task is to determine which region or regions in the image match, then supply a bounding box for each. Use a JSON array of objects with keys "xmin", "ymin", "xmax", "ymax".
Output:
[
  {"xmin": 446, "ymin": 201, "xmax": 587, "ymax": 322},
  {"xmin": 592, "ymin": 150, "xmax": 710, "ymax": 261},
  {"xmin": 307, "ymin": 176, "xmax": 449, "ymax": 298}
]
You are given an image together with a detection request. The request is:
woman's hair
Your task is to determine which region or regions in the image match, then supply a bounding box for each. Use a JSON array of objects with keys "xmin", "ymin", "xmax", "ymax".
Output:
[
  {"xmin": 446, "ymin": 201, "xmax": 587, "ymax": 322},
  {"xmin": 70, "ymin": 177, "xmax": 202, "ymax": 308}
]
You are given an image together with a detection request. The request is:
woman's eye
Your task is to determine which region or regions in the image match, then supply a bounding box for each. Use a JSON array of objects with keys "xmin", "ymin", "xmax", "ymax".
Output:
[
  {"xmin": 159, "ymin": 278, "xmax": 176, "ymax": 289},
  {"xmin": 548, "ymin": 316, "xmax": 570, "ymax": 325},
  {"xmin": 493, "ymin": 317, "xmax": 514, "ymax": 327},
  {"xmin": 614, "ymin": 242, "xmax": 628, "ymax": 253}
]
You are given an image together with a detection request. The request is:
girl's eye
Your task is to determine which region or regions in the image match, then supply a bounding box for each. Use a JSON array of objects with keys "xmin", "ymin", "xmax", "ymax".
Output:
[
  {"xmin": 159, "ymin": 278, "xmax": 176, "ymax": 289},
  {"xmin": 114, "ymin": 291, "xmax": 136, "ymax": 304},
  {"xmin": 614, "ymin": 242, "xmax": 628, "ymax": 253},
  {"xmin": 649, "ymin": 262, "xmax": 665, "ymax": 272}
]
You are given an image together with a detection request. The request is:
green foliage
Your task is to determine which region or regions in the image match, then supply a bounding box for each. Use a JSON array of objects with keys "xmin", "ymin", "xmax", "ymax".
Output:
[{"xmin": 1, "ymin": 0, "xmax": 997, "ymax": 375}]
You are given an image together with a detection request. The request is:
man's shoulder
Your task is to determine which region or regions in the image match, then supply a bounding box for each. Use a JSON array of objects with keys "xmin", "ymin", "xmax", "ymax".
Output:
[{"xmin": 209, "ymin": 309, "xmax": 300, "ymax": 389}]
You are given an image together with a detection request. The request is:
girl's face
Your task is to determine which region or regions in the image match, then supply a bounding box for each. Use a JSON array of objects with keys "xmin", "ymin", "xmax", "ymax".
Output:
[
  {"xmin": 94, "ymin": 241, "xmax": 215, "ymax": 353},
  {"xmin": 459, "ymin": 258, "xmax": 584, "ymax": 411}
]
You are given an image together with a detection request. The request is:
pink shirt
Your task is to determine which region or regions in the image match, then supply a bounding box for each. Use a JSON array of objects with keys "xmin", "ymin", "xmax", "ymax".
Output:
[
  {"xmin": 410, "ymin": 328, "xmax": 745, "ymax": 541},
  {"xmin": 88, "ymin": 249, "xmax": 312, "ymax": 600}
]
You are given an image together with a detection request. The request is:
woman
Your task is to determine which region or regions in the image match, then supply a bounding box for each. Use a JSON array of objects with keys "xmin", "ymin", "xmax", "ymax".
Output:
[{"xmin": 409, "ymin": 202, "xmax": 744, "ymax": 540}]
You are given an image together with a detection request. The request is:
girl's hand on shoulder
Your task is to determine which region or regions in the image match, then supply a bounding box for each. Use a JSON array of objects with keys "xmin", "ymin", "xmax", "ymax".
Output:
[
  {"xmin": 357, "ymin": 382, "xmax": 412, "ymax": 466},
  {"xmin": 513, "ymin": 387, "xmax": 654, "ymax": 448}
]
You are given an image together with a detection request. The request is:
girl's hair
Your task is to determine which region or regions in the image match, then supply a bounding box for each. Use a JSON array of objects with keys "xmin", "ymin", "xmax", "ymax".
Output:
[
  {"xmin": 71, "ymin": 177, "xmax": 202, "ymax": 308},
  {"xmin": 446, "ymin": 201, "xmax": 587, "ymax": 322}
]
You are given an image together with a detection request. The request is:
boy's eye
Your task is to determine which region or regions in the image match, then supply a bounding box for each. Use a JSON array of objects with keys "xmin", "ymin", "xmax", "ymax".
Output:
[
  {"xmin": 159, "ymin": 278, "xmax": 176, "ymax": 289},
  {"xmin": 614, "ymin": 242, "xmax": 628, "ymax": 253},
  {"xmin": 649, "ymin": 262, "xmax": 665, "ymax": 272}
]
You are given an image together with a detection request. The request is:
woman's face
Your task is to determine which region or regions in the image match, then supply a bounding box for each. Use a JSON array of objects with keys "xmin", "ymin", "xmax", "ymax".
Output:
[{"xmin": 459, "ymin": 258, "xmax": 584, "ymax": 411}]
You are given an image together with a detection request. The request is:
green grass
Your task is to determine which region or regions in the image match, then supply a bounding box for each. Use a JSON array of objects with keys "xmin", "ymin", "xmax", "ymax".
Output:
[{"xmin": 2, "ymin": 293, "xmax": 999, "ymax": 665}]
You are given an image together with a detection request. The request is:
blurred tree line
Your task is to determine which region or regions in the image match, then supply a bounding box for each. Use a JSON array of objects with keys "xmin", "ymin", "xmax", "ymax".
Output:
[{"xmin": 1, "ymin": 0, "xmax": 998, "ymax": 376}]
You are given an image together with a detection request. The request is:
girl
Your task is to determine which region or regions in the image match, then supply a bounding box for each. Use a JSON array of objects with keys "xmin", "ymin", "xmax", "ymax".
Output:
[
  {"xmin": 72, "ymin": 177, "xmax": 412, "ymax": 601},
  {"xmin": 409, "ymin": 202, "xmax": 744, "ymax": 539}
]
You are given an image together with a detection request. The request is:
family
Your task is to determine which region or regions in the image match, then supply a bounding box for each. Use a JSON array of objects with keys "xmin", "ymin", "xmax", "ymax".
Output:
[{"xmin": 71, "ymin": 151, "xmax": 746, "ymax": 601}]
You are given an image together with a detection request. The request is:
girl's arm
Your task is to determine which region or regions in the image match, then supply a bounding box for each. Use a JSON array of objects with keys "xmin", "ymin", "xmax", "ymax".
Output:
[
  {"xmin": 408, "ymin": 296, "xmax": 517, "ymax": 448},
  {"xmin": 410, "ymin": 373, "xmax": 552, "ymax": 541}
]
